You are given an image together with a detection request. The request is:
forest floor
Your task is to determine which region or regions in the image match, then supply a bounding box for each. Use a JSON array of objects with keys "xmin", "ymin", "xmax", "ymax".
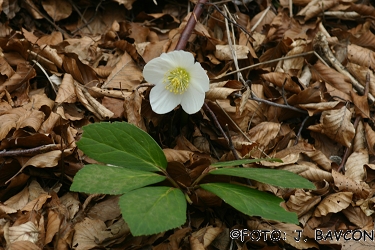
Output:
[{"xmin": 1, "ymin": 0, "xmax": 375, "ymax": 249}]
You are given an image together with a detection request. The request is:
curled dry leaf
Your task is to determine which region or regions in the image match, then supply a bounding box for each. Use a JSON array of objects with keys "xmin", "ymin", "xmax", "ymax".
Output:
[
  {"xmin": 163, "ymin": 149, "xmax": 193, "ymax": 163},
  {"xmin": 5, "ymin": 221, "xmax": 39, "ymax": 244},
  {"xmin": 214, "ymin": 45, "xmax": 249, "ymax": 60},
  {"xmin": 308, "ymin": 106, "xmax": 355, "ymax": 148},
  {"xmin": 102, "ymin": 52, "xmax": 143, "ymax": 90},
  {"xmin": 286, "ymin": 189, "xmax": 321, "ymax": 217},
  {"xmin": 297, "ymin": 0, "xmax": 338, "ymax": 21},
  {"xmin": 342, "ymin": 205, "xmax": 374, "ymax": 230},
  {"xmin": 314, "ymin": 192, "xmax": 353, "ymax": 217},
  {"xmin": 190, "ymin": 225, "xmax": 223, "ymax": 248},
  {"xmin": 281, "ymin": 163, "xmax": 333, "ymax": 182}
]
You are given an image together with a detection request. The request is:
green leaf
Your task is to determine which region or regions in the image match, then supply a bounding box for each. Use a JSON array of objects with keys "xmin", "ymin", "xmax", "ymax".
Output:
[
  {"xmin": 211, "ymin": 158, "xmax": 282, "ymax": 167},
  {"xmin": 200, "ymin": 183, "xmax": 298, "ymax": 224},
  {"xmin": 77, "ymin": 122, "xmax": 167, "ymax": 172},
  {"xmin": 70, "ymin": 164, "xmax": 166, "ymax": 195},
  {"xmin": 119, "ymin": 186, "xmax": 186, "ymax": 236},
  {"xmin": 210, "ymin": 168, "xmax": 315, "ymax": 189}
]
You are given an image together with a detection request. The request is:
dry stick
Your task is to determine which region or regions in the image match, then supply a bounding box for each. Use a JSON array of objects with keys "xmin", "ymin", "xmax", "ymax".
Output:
[
  {"xmin": 175, "ymin": 0, "xmax": 208, "ymax": 50},
  {"xmin": 224, "ymin": 51, "xmax": 315, "ymax": 77},
  {"xmin": 203, "ymin": 103, "xmax": 240, "ymax": 159},
  {"xmin": 314, "ymin": 32, "xmax": 375, "ymax": 103},
  {"xmin": 0, "ymin": 144, "xmax": 59, "ymax": 157}
]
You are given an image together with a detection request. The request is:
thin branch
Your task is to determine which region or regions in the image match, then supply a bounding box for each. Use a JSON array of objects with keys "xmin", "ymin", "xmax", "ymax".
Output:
[
  {"xmin": 175, "ymin": 0, "xmax": 208, "ymax": 50},
  {"xmin": 0, "ymin": 144, "xmax": 60, "ymax": 157},
  {"xmin": 224, "ymin": 51, "xmax": 315, "ymax": 77},
  {"xmin": 203, "ymin": 103, "xmax": 240, "ymax": 158}
]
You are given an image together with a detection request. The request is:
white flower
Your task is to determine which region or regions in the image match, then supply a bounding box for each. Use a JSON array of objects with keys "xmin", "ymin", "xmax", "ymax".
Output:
[{"xmin": 143, "ymin": 50, "xmax": 209, "ymax": 114}]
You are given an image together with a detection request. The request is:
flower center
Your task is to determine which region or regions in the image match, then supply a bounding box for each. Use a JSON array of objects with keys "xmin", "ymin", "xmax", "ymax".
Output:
[{"xmin": 164, "ymin": 67, "xmax": 190, "ymax": 94}]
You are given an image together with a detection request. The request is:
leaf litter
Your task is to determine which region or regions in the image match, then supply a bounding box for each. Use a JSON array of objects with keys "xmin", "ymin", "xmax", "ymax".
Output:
[{"xmin": 1, "ymin": 0, "xmax": 375, "ymax": 249}]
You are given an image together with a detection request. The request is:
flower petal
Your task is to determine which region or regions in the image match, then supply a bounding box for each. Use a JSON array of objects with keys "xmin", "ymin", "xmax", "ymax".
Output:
[
  {"xmin": 180, "ymin": 84, "xmax": 205, "ymax": 114},
  {"xmin": 143, "ymin": 57, "xmax": 171, "ymax": 85},
  {"xmin": 162, "ymin": 50, "xmax": 195, "ymax": 69},
  {"xmin": 150, "ymin": 83, "xmax": 182, "ymax": 114},
  {"xmin": 188, "ymin": 62, "xmax": 210, "ymax": 92}
]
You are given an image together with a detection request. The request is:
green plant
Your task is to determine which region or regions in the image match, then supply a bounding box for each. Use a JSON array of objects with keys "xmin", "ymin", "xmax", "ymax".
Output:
[{"xmin": 71, "ymin": 122, "xmax": 315, "ymax": 236}]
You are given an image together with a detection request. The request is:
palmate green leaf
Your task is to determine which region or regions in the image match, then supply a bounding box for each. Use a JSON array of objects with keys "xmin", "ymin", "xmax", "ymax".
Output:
[
  {"xmin": 77, "ymin": 122, "xmax": 167, "ymax": 172},
  {"xmin": 119, "ymin": 186, "xmax": 186, "ymax": 236},
  {"xmin": 210, "ymin": 168, "xmax": 315, "ymax": 189},
  {"xmin": 211, "ymin": 158, "xmax": 282, "ymax": 167},
  {"xmin": 70, "ymin": 164, "xmax": 166, "ymax": 195},
  {"xmin": 200, "ymin": 183, "xmax": 298, "ymax": 224}
]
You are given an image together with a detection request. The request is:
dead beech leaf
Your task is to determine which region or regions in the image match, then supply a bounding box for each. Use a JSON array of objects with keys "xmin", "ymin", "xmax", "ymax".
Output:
[
  {"xmin": 299, "ymin": 101, "xmax": 341, "ymax": 116},
  {"xmin": 205, "ymin": 81, "xmax": 240, "ymax": 100},
  {"xmin": 72, "ymin": 218, "xmax": 114, "ymax": 250},
  {"xmin": 345, "ymin": 149, "xmax": 368, "ymax": 182},
  {"xmin": 297, "ymin": 0, "xmax": 338, "ymax": 21},
  {"xmin": 0, "ymin": 113, "xmax": 19, "ymax": 140},
  {"xmin": 351, "ymin": 91, "xmax": 369, "ymax": 118},
  {"xmin": 124, "ymin": 90, "xmax": 146, "ymax": 131},
  {"xmin": 6, "ymin": 241, "xmax": 41, "ymax": 250},
  {"xmin": 281, "ymin": 163, "xmax": 333, "ymax": 182},
  {"xmin": 365, "ymin": 123, "xmax": 375, "ymax": 155},
  {"xmin": 16, "ymin": 109, "xmax": 45, "ymax": 132},
  {"xmin": 163, "ymin": 149, "xmax": 193, "ymax": 163},
  {"xmin": 308, "ymin": 106, "xmax": 355, "ymax": 148},
  {"xmin": 342, "ymin": 206, "xmax": 373, "ymax": 230},
  {"xmin": 41, "ymin": 0, "xmax": 72, "ymax": 21},
  {"xmin": 190, "ymin": 226, "xmax": 223, "ymax": 248},
  {"xmin": 45, "ymin": 210, "xmax": 61, "ymax": 245},
  {"xmin": 248, "ymin": 122, "xmax": 280, "ymax": 149},
  {"xmin": 23, "ymin": 149, "xmax": 73, "ymax": 168},
  {"xmin": 6, "ymin": 221, "xmax": 39, "ymax": 244},
  {"xmin": 75, "ymin": 82, "xmax": 114, "ymax": 120},
  {"xmin": 0, "ymin": 54, "xmax": 15, "ymax": 78},
  {"xmin": 286, "ymin": 189, "xmax": 321, "ymax": 216},
  {"xmin": 102, "ymin": 52, "xmax": 143, "ymax": 90},
  {"xmin": 332, "ymin": 170, "xmax": 370, "ymax": 200},
  {"xmin": 55, "ymin": 74, "xmax": 77, "ymax": 103},
  {"xmin": 347, "ymin": 62, "xmax": 375, "ymax": 98},
  {"xmin": 0, "ymin": 62, "xmax": 36, "ymax": 93},
  {"xmin": 214, "ymin": 45, "xmax": 249, "ymax": 60},
  {"xmin": 303, "ymin": 150, "xmax": 332, "ymax": 171},
  {"xmin": 314, "ymin": 192, "xmax": 353, "ymax": 217},
  {"xmin": 347, "ymin": 44, "xmax": 375, "ymax": 69},
  {"xmin": 262, "ymin": 72, "xmax": 301, "ymax": 93},
  {"xmin": 22, "ymin": 193, "xmax": 51, "ymax": 211}
]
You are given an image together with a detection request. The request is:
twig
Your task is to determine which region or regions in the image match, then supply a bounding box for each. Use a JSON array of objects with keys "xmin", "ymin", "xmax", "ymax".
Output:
[
  {"xmin": 203, "ymin": 103, "xmax": 239, "ymax": 158},
  {"xmin": 175, "ymin": 0, "xmax": 208, "ymax": 50},
  {"xmin": 249, "ymin": 94, "xmax": 308, "ymax": 114},
  {"xmin": 294, "ymin": 116, "xmax": 309, "ymax": 145},
  {"xmin": 250, "ymin": 5, "xmax": 271, "ymax": 32},
  {"xmin": 225, "ymin": 124, "xmax": 241, "ymax": 160},
  {"xmin": 224, "ymin": 51, "xmax": 315, "ymax": 77},
  {"xmin": 338, "ymin": 116, "xmax": 361, "ymax": 172},
  {"xmin": 0, "ymin": 144, "xmax": 59, "ymax": 157}
]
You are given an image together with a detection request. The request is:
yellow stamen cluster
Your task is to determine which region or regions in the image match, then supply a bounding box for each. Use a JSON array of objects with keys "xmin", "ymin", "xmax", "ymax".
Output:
[{"xmin": 164, "ymin": 67, "xmax": 190, "ymax": 94}]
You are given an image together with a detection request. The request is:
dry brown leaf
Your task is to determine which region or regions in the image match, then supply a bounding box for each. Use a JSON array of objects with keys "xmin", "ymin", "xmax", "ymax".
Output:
[
  {"xmin": 124, "ymin": 90, "xmax": 146, "ymax": 131},
  {"xmin": 248, "ymin": 122, "xmax": 280, "ymax": 149},
  {"xmin": 163, "ymin": 149, "xmax": 193, "ymax": 163},
  {"xmin": 345, "ymin": 149, "xmax": 368, "ymax": 182},
  {"xmin": 261, "ymin": 72, "xmax": 301, "ymax": 93},
  {"xmin": 5, "ymin": 221, "xmax": 39, "ymax": 244},
  {"xmin": 45, "ymin": 210, "xmax": 61, "ymax": 245},
  {"xmin": 214, "ymin": 45, "xmax": 249, "ymax": 60},
  {"xmin": 22, "ymin": 193, "xmax": 51, "ymax": 211},
  {"xmin": 332, "ymin": 170, "xmax": 370, "ymax": 200},
  {"xmin": 55, "ymin": 74, "xmax": 77, "ymax": 103},
  {"xmin": 365, "ymin": 123, "xmax": 375, "ymax": 155},
  {"xmin": 342, "ymin": 205, "xmax": 373, "ymax": 230},
  {"xmin": 308, "ymin": 106, "xmax": 355, "ymax": 148},
  {"xmin": 190, "ymin": 225, "xmax": 223, "ymax": 248},
  {"xmin": 303, "ymin": 149, "xmax": 332, "ymax": 171},
  {"xmin": 102, "ymin": 52, "xmax": 143, "ymax": 90},
  {"xmin": 314, "ymin": 192, "xmax": 352, "ymax": 217},
  {"xmin": 72, "ymin": 218, "xmax": 113, "ymax": 250},
  {"xmin": 41, "ymin": 0, "xmax": 72, "ymax": 21},
  {"xmin": 297, "ymin": 0, "xmax": 338, "ymax": 21},
  {"xmin": 299, "ymin": 101, "xmax": 341, "ymax": 116},
  {"xmin": 286, "ymin": 189, "xmax": 321, "ymax": 217},
  {"xmin": 281, "ymin": 162, "xmax": 333, "ymax": 182}
]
